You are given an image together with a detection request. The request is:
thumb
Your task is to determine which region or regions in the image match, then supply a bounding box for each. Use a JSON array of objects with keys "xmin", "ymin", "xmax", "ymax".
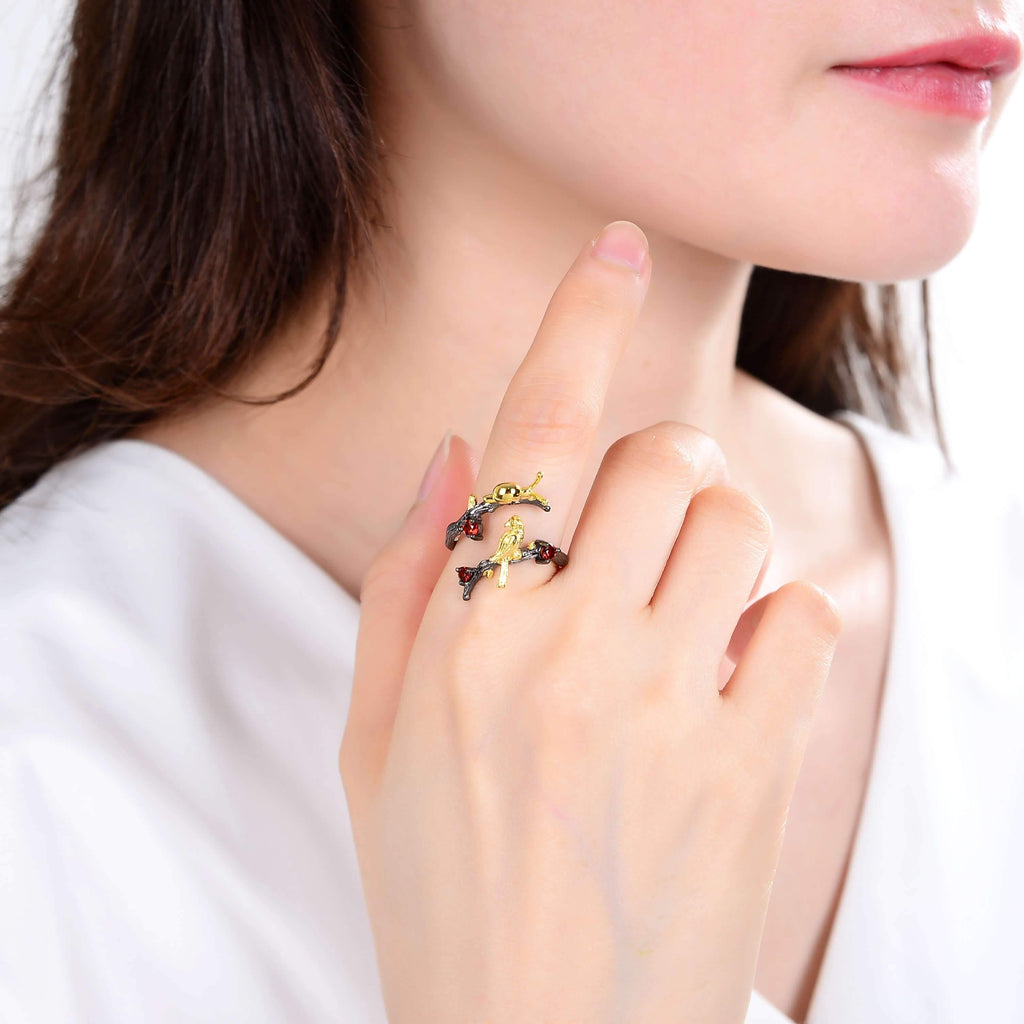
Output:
[{"xmin": 342, "ymin": 429, "xmax": 479, "ymax": 781}]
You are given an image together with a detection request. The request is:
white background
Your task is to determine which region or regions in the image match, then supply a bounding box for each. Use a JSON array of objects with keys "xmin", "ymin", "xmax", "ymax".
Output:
[{"xmin": 1, "ymin": 0, "xmax": 1021, "ymax": 495}]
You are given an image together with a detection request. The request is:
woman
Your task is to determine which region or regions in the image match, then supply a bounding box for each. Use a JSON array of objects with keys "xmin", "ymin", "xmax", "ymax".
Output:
[{"xmin": 1, "ymin": 1, "xmax": 1022, "ymax": 1021}]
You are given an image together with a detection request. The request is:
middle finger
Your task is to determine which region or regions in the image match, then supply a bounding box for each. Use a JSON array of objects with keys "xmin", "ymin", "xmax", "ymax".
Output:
[{"xmin": 558, "ymin": 422, "xmax": 729, "ymax": 608}]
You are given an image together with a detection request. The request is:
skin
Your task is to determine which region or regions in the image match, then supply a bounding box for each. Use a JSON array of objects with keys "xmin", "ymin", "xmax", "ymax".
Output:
[{"xmin": 129, "ymin": 1, "xmax": 1023, "ymax": 1018}]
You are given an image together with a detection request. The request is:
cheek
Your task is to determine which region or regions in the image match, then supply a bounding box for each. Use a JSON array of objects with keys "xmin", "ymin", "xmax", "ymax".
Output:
[
  {"xmin": 748, "ymin": 73, "xmax": 983, "ymax": 281},
  {"xmin": 407, "ymin": 0, "xmax": 799, "ymax": 188},
  {"xmin": 409, "ymin": 0, "xmax": 993, "ymax": 283}
]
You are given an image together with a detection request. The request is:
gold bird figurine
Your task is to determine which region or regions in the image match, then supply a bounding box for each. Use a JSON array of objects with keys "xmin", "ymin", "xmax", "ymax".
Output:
[{"xmin": 489, "ymin": 513, "xmax": 526, "ymax": 588}]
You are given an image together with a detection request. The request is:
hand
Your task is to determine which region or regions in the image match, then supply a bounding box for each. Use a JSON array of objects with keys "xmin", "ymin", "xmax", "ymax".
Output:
[{"xmin": 340, "ymin": 220, "xmax": 843, "ymax": 1023}]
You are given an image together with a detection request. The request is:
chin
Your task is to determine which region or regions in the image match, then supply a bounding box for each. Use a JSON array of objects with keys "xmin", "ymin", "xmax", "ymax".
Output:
[
  {"xmin": 757, "ymin": 225, "xmax": 980, "ymax": 285},
  {"xmin": 729, "ymin": 171, "xmax": 981, "ymax": 284}
]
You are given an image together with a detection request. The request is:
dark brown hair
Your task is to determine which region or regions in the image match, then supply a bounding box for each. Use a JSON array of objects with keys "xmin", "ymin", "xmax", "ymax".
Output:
[{"xmin": 0, "ymin": 0, "xmax": 950, "ymax": 513}]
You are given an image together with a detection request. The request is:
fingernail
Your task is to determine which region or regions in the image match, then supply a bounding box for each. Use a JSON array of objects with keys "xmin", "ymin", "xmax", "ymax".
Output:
[
  {"xmin": 591, "ymin": 220, "xmax": 649, "ymax": 273},
  {"xmin": 416, "ymin": 428, "xmax": 452, "ymax": 503}
]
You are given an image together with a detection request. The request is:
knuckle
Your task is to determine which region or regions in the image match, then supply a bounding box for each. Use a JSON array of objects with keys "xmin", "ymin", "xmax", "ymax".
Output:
[
  {"xmin": 775, "ymin": 579, "xmax": 844, "ymax": 639},
  {"xmin": 562, "ymin": 274, "xmax": 634, "ymax": 323},
  {"xmin": 606, "ymin": 422, "xmax": 700, "ymax": 481},
  {"xmin": 692, "ymin": 485, "xmax": 773, "ymax": 546},
  {"xmin": 654, "ymin": 421, "xmax": 728, "ymax": 472},
  {"xmin": 608, "ymin": 420, "xmax": 729, "ymax": 484},
  {"xmin": 503, "ymin": 377, "xmax": 600, "ymax": 452}
]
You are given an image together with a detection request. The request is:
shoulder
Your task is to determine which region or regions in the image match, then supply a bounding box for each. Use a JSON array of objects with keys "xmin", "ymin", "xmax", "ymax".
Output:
[
  {"xmin": 0, "ymin": 437, "xmax": 361, "ymax": 736},
  {"xmin": 0, "ymin": 444, "xmax": 169, "ymax": 713},
  {"xmin": 837, "ymin": 408, "xmax": 1024, "ymax": 560},
  {"xmin": 0, "ymin": 439, "xmax": 185, "ymax": 604},
  {"xmin": 830, "ymin": 406, "xmax": 1023, "ymax": 581},
  {"xmin": 773, "ymin": 396, "xmax": 1023, "ymax": 687},
  {"xmin": 0, "ymin": 441, "xmax": 204, "ymax": 664},
  {"xmin": 840, "ymin": 412, "xmax": 1024, "ymax": 699},
  {"xmin": 0, "ymin": 440, "xmax": 261, "ymax": 765},
  {"xmin": 0, "ymin": 442, "xmax": 373, "ymax": 1020}
]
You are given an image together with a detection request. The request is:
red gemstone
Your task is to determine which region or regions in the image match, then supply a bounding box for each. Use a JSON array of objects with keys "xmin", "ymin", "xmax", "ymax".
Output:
[
  {"xmin": 457, "ymin": 567, "xmax": 473, "ymax": 583},
  {"xmin": 538, "ymin": 543, "xmax": 556, "ymax": 562},
  {"xmin": 462, "ymin": 519, "xmax": 481, "ymax": 537}
]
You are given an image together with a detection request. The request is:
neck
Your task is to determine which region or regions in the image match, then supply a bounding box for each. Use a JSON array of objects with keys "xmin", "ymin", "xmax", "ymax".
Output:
[{"xmin": 127, "ymin": 40, "xmax": 813, "ymax": 603}]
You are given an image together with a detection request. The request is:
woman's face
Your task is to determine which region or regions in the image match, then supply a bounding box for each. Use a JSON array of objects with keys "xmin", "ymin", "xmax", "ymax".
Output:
[{"xmin": 370, "ymin": 0, "xmax": 1022, "ymax": 282}]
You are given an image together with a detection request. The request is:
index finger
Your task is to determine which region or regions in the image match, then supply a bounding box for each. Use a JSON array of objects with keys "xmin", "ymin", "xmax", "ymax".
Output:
[{"xmin": 446, "ymin": 219, "xmax": 652, "ymax": 596}]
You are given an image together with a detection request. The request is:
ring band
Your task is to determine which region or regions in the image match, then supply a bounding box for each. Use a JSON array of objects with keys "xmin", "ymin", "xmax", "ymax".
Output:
[
  {"xmin": 445, "ymin": 471, "xmax": 569, "ymax": 600},
  {"xmin": 444, "ymin": 469, "xmax": 551, "ymax": 549}
]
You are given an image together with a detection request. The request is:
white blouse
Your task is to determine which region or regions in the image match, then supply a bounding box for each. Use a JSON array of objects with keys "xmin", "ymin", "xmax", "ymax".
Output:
[{"xmin": 1, "ymin": 408, "xmax": 1021, "ymax": 1023}]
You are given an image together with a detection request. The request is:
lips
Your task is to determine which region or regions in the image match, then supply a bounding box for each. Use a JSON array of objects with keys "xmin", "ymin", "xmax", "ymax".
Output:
[
  {"xmin": 833, "ymin": 30, "xmax": 1023, "ymax": 78},
  {"xmin": 832, "ymin": 64, "xmax": 993, "ymax": 119}
]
